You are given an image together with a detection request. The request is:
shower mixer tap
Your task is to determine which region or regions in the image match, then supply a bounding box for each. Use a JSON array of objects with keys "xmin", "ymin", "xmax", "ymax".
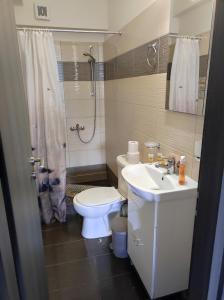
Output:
[{"xmin": 70, "ymin": 123, "xmax": 85, "ymax": 132}]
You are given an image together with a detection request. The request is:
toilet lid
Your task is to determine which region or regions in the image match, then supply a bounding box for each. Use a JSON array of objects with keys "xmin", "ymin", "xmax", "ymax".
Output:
[{"xmin": 76, "ymin": 187, "xmax": 122, "ymax": 206}]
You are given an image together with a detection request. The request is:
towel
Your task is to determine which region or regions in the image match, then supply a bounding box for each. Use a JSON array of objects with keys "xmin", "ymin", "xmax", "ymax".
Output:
[{"xmin": 169, "ymin": 38, "xmax": 199, "ymax": 114}]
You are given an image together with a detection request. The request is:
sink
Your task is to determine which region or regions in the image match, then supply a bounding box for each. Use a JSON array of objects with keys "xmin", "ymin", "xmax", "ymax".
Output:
[{"xmin": 122, "ymin": 163, "xmax": 198, "ymax": 201}]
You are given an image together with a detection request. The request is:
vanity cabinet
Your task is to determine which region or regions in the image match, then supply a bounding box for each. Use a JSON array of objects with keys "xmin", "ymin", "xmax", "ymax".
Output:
[{"xmin": 128, "ymin": 188, "xmax": 197, "ymax": 299}]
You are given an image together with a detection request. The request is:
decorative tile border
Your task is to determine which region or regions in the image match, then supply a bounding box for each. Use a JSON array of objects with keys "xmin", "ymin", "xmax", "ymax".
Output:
[
  {"xmin": 58, "ymin": 62, "xmax": 104, "ymax": 81},
  {"xmin": 199, "ymin": 55, "xmax": 209, "ymax": 77},
  {"xmin": 57, "ymin": 37, "xmax": 209, "ymax": 82},
  {"xmin": 104, "ymin": 36, "xmax": 169, "ymax": 80},
  {"xmin": 104, "ymin": 36, "xmax": 209, "ymax": 81}
]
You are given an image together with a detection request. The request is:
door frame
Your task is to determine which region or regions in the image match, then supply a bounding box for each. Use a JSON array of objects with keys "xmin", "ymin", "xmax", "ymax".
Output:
[
  {"xmin": 189, "ymin": 0, "xmax": 224, "ymax": 299},
  {"xmin": 0, "ymin": 177, "xmax": 20, "ymax": 300},
  {"xmin": 0, "ymin": 0, "xmax": 48, "ymax": 299}
]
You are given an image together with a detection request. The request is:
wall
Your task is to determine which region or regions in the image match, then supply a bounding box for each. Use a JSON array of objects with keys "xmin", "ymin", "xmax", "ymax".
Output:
[
  {"xmin": 54, "ymin": 35, "xmax": 106, "ymax": 168},
  {"xmin": 104, "ymin": 0, "xmax": 171, "ymax": 61},
  {"xmin": 14, "ymin": 0, "xmax": 108, "ymax": 29},
  {"xmin": 108, "ymin": 0, "xmax": 157, "ymax": 31},
  {"xmin": 104, "ymin": 0, "xmax": 204, "ymax": 180},
  {"xmin": 172, "ymin": 0, "xmax": 210, "ymax": 16},
  {"xmin": 171, "ymin": 0, "xmax": 214, "ymax": 35}
]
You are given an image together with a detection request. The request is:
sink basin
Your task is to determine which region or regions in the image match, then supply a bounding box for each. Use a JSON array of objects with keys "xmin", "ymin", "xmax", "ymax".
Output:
[{"xmin": 122, "ymin": 163, "xmax": 198, "ymax": 201}]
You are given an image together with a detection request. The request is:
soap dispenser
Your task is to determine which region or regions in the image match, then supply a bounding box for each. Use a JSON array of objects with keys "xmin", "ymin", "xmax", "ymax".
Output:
[{"xmin": 179, "ymin": 156, "xmax": 186, "ymax": 185}]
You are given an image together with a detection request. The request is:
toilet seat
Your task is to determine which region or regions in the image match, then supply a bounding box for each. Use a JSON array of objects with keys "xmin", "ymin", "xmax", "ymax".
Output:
[{"xmin": 76, "ymin": 187, "xmax": 122, "ymax": 207}]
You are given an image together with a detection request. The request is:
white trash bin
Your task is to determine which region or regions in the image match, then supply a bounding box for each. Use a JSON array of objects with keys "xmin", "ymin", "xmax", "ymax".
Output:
[{"xmin": 111, "ymin": 216, "xmax": 128, "ymax": 258}]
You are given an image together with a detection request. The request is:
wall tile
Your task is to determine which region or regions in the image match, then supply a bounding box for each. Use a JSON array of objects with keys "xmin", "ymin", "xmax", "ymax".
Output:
[
  {"xmin": 68, "ymin": 131, "xmax": 105, "ymax": 151},
  {"xmin": 69, "ymin": 149, "xmax": 106, "ymax": 167},
  {"xmin": 61, "ymin": 42, "xmax": 101, "ymax": 62},
  {"xmin": 158, "ymin": 36, "xmax": 169, "ymax": 74},
  {"xmin": 57, "ymin": 41, "xmax": 106, "ymax": 168},
  {"xmin": 60, "ymin": 62, "xmax": 104, "ymax": 81},
  {"xmin": 155, "ymin": 110, "xmax": 196, "ymax": 155},
  {"xmin": 65, "ymin": 98, "xmax": 105, "ymax": 118},
  {"xmin": 104, "ymin": 37, "xmax": 163, "ymax": 80},
  {"xmin": 66, "ymin": 117, "xmax": 105, "ymax": 135},
  {"xmin": 104, "ymin": 74, "xmax": 203, "ymax": 180}
]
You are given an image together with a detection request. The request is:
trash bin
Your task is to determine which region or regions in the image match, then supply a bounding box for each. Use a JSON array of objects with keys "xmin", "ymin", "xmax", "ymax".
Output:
[{"xmin": 111, "ymin": 216, "xmax": 128, "ymax": 258}]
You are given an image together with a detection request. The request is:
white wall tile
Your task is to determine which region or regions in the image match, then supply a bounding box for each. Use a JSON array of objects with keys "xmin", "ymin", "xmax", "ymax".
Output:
[
  {"xmin": 68, "ymin": 132, "xmax": 105, "ymax": 151},
  {"xmin": 56, "ymin": 40, "xmax": 106, "ymax": 168},
  {"xmin": 66, "ymin": 117, "xmax": 105, "ymax": 135},
  {"xmin": 104, "ymin": 74, "xmax": 204, "ymax": 179},
  {"xmin": 61, "ymin": 42, "xmax": 101, "ymax": 62},
  {"xmin": 65, "ymin": 98, "xmax": 105, "ymax": 118},
  {"xmin": 64, "ymin": 81, "xmax": 94, "ymax": 100},
  {"xmin": 69, "ymin": 149, "xmax": 106, "ymax": 167},
  {"xmin": 54, "ymin": 41, "xmax": 62, "ymax": 61}
]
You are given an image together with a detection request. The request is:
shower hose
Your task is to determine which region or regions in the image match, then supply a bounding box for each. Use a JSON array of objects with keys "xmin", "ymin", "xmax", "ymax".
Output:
[{"xmin": 77, "ymin": 61, "xmax": 97, "ymax": 144}]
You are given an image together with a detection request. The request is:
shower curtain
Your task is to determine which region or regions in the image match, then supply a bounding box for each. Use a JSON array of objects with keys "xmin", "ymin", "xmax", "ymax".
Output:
[
  {"xmin": 169, "ymin": 38, "xmax": 199, "ymax": 114},
  {"xmin": 18, "ymin": 30, "xmax": 67, "ymax": 224}
]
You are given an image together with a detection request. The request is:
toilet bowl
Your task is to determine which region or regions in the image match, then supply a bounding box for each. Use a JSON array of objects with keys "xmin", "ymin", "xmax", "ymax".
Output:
[
  {"xmin": 73, "ymin": 187, "xmax": 124, "ymax": 239},
  {"xmin": 73, "ymin": 155, "xmax": 132, "ymax": 239}
]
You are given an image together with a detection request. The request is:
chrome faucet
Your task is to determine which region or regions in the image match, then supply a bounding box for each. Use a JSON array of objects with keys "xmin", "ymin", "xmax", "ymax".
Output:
[
  {"xmin": 155, "ymin": 157, "xmax": 176, "ymax": 175},
  {"xmin": 70, "ymin": 123, "xmax": 85, "ymax": 132}
]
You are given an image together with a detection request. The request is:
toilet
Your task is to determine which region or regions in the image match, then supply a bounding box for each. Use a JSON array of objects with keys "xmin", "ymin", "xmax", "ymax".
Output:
[{"xmin": 73, "ymin": 155, "xmax": 130, "ymax": 239}]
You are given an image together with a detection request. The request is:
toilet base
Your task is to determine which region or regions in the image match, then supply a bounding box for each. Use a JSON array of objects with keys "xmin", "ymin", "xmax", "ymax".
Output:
[{"xmin": 82, "ymin": 216, "xmax": 112, "ymax": 239}]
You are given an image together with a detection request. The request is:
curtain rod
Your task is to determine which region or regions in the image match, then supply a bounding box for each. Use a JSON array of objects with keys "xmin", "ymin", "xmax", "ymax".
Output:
[
  {"xmin": 16, "ymin": 25, "xmax": 122, "ymax": 35},
  {"xmin": 168, "ymin": 33, "xmax": 202, "ymax": 40}
]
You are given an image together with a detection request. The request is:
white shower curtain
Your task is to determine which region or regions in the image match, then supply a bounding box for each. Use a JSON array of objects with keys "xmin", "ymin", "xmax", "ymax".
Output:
[
  {"xmin": 169, "ymin": 38, "xmax": 199, "ymax": 114},
  {"xmin": 18, "ymin": 30, "xmax": 66, "ymax": 224}
]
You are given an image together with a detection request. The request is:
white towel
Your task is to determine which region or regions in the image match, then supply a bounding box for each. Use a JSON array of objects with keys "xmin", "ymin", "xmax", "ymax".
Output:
[{"xmin": 169, "ymin": 38, "xmax": 199, "ymax": 114}]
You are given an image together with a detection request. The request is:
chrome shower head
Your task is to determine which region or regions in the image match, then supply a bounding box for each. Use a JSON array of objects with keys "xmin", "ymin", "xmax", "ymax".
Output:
[{"xmin": 83, "ymin": 52, "xmax": 96, "ymax": 63}]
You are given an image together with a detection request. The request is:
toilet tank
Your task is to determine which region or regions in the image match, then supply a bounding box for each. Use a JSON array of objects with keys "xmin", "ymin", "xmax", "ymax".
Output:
[{"xmin": 116, "ymin": 155, "xmax": 130, "ymax": 199}]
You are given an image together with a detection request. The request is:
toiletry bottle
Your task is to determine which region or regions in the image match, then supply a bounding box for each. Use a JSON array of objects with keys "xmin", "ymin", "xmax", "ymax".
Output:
[
  {"xmin": 157, "ymin": 153, "xmax": 163, "ymax": 162},
  {"xmin": 145, "ymin": 142, "xmax": 160, "ymax": 163},
  {"xmin": 179, "ymin": 156, "xmax": 186, "ymax": 185},
  {"xmin": 148, "ymin": 153, "xmax": 154, "ymax": 164}
]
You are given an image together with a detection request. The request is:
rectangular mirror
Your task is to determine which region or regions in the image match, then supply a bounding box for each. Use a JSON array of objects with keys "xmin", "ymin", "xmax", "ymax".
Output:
[{"xmin": 166, "ymin": 0, "xmax": 215, "ymax": 115}]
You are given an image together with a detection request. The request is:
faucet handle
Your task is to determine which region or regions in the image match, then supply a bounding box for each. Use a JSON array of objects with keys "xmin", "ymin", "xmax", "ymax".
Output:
[
  {"xmin": 167, "ymin": 156, "xmax": 176, "ymax": 174},
  {"xmin": 168, "ymin": 156, "xmax": 175, "ymax": 165}
]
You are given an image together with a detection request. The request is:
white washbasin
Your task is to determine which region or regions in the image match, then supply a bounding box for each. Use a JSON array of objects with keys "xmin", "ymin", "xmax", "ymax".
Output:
[{"xmin": 122, "ymin": 163, "xmax": 198, "ymax": 201}]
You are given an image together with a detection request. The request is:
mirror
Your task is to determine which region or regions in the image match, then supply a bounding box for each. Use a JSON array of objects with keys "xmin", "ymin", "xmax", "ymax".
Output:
[{"xmin": 166, "ymin": 0, "xmax": 215, "ymax": 115}]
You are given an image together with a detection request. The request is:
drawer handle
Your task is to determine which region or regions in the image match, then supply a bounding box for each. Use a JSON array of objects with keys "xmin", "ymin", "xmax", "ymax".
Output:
[
  {"xmin": 136, "ymin": 240, "xmax": 144, "ymax": 246},
  {"xmin": 132, "ymin": 235, "xmax": 144, "ymax": 246}
]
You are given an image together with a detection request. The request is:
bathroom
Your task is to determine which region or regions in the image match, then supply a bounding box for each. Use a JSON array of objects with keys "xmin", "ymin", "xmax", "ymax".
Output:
[{"xmin": 1, "ymin": 0, "xmax": 224, "ymax": 300}]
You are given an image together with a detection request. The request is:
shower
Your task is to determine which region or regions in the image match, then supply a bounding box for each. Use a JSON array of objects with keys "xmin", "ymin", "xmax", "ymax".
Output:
[
  {"xmin": 71, "ymin": 46, "xmax": 97, "ymax": 144},
  {"xmin": 83, "ymin": 52, "xmax": 96, "ymax": 63}
]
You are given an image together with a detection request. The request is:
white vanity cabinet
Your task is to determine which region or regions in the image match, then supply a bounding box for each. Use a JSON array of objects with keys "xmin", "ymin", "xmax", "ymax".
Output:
[{"xmin": 128, "ymin": 188, "xmax": 197, "ymax": 299}]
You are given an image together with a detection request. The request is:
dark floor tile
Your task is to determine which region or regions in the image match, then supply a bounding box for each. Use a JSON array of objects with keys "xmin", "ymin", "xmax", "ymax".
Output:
[
  {"xmin": 44, "ymin": 215, "xmax": 151, "ymax": 300},
  {"xmin": 42, "ymin": 215, "xmax": 78, "ymax": 231},
  {"xmin": 42, "ymin": 216, "xmax": 83, "ymax": 245},
  {"xmin": 47, "ymin": 258, "xmax": 97, "ymax": 292},
  {"xmin": 158, "ymin": 291, "xmax": 187, "ymax": 300},
  {"xmin": 99, "ymin": 272, "xmax": 149, "ymax": 300},
  {"xmin": 47, "ymin": 253, "xmax": 131, "ymax": 292},
  {"xmin": 48, "ymin": 284, "xmax": 101, "ymax": 300},
  {"xmin": 93, "ymin": 253, "xmax": 132, "ymax": 281},
  {"xmin": 45, "ymin": 237, "xmax": 111, "ymax": 266},
  {"xmin": 48, "ymin": 272, "xmax": 149, "ymax": 300}
]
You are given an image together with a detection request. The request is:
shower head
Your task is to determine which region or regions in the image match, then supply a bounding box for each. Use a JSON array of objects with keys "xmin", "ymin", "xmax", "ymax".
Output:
[{"xmin": 83, "ymin": 52, "xmax": 96, "ymax": 63}]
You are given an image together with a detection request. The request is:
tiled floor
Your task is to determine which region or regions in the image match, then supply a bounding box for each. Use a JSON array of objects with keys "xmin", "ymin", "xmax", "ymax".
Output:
[{"xmin": 42, "ymin": 215, "xmax": 186, "ymax": 300}]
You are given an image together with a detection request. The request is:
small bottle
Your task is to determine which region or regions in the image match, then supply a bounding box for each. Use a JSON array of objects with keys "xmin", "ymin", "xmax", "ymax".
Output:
[
  {"xmin": 157, "ymin": 153, "xmax": 163, "ymax": 162},
  {"xmin": 179, "ymin": 156, "xmax": 186, "ymax": 185}
]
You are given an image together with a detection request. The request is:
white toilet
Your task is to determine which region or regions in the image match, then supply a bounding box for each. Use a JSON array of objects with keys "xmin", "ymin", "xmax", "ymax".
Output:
[{"xmin": 73, "ymin": 155, "xmax": 130, "ymax": 239}]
